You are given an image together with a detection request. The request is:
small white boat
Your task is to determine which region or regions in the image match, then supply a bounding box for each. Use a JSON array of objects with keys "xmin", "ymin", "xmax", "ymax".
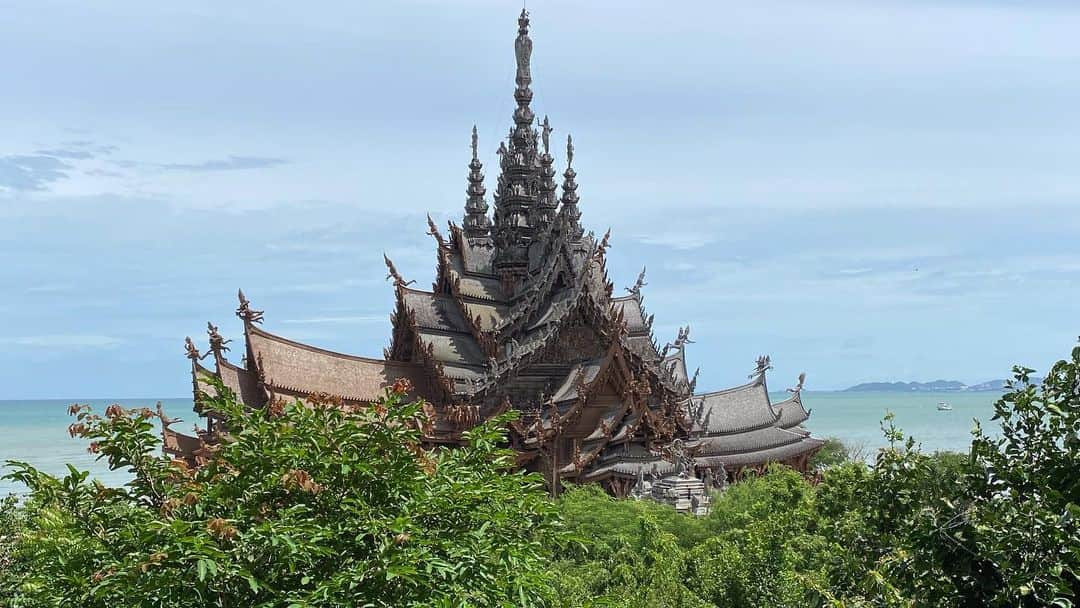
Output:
[{"xmin": 937, "ymin": 401, "xmax": 953, "ymax": 411}]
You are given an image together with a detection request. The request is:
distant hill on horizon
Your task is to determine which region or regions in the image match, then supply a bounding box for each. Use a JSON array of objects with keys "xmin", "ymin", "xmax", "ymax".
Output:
[{"xmin": 844, "ymin": 378, "xmax": 1042, "ymax": 392}]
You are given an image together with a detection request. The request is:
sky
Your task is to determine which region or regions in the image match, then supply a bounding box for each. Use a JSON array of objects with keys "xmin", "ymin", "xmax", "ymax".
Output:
[{"xmin": 1, "ymin": 0, "xmax": 1078, "ymax": 399}]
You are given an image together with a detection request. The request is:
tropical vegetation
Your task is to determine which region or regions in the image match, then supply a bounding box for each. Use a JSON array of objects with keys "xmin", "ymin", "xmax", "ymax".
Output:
[{"xmin": 3, "ymin": 342, "xmax": 1080, "ymax": 606}]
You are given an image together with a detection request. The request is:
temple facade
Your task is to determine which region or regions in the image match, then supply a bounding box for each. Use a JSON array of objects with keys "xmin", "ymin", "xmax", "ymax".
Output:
[{"xmin": 166, "ymin": 10, "xmax": 823, "ymax": 496}]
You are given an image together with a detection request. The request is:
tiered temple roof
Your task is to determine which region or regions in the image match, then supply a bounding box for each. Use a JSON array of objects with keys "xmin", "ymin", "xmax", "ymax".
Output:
[{"xmin": 166, "ymin": 10, "xmax": 823, "ymax": 494}]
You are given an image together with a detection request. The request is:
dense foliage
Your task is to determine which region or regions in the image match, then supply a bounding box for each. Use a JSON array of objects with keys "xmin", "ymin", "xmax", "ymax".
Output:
[
  {"xmin": 1, "ymin": 381, "xmax": 559, "ymax": 607},
  {"xmin": 547, "ymin": 342, "xmax": 1080, "ymax": 607},
  {"xmin": 4, "ymin": 342, "xmax": 1080, "ymax": 606}
]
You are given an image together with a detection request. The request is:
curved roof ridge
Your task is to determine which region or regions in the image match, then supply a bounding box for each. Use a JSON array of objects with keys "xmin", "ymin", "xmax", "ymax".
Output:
[
  {"xmin": 399, "ymin": 285, "xmax": 437, "ymax": 297},
  {"xmin": 693, "ymin": 375, "xmax": 763, "ymax": 398},
  {"xmin": 217, "ymin": 358, "xmax": 245, "ymax": 373},
  {"xmin": 774, "ymin": 392, "xmax": 811, "ymax": 429},
  {"xmin": 193, "ymin": 360, "xmax": 216, "ymax": 376},
  {"xmin": 247, "ymin": 325, "xmax": 408, "ymax": 366}
]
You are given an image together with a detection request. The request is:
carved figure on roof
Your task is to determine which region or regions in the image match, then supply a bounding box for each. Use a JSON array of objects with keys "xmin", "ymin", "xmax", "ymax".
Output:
[
  {"xmin": 206, "ymin": 322, "xmax": 231, "ymax": 357},
  {"xmin": 184, "ymin": 337, "xmax": 206, "ymax": 362},
  {"xmin": 787, "ymin": 372, "xmax": 807, "ymax": 394},
  {"xmin": 663, "ymin": 326, "xmax": 693, "ymax": 355},
  {"xmin": 540, "ymin": 115, "xmax": 552, "ymax": 155},
  {"xmin": 383, "ymin": 254, "xmax": 415, "ymax": 287},
  {"xmin": 236, "ymin": 289, "xmax": 264, "ymax": 325},
  {"xmin": 426, "ymin": 215, "xmax": 447, "ymax": 249},
  {"xmin": 593, "ymin": 229, "xmax": 611, "ymax": 262},
  {"xmin": 566, "ymin": 134, "xmax": 574, "ymax": 167},
  {"xmin": 515, "ymin": 9, "xmax": 532, "ymax": 85},
  {"xmin": 750, "ymin": 355, "xmax": 773, "ymax": 379},
  {"xmin": 626, "ymin": 266, "xmax": 647, "ymax": 296},
  {"xmin": 497, "ymin": 141, "xmax": 507, "ymax": 157},
  {"xmin": 156, "ymin": 402, "xmax": 183, "ymax": 428}
]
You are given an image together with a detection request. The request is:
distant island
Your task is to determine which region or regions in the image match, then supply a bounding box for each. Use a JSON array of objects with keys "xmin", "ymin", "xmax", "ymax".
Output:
[{"xmin": 843, "ymin": 378, "xmax": 1041, "ymax": 392}]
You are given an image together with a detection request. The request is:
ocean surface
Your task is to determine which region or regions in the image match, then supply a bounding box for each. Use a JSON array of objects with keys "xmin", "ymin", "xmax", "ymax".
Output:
[{"xmin": 0, "ymin": 391, "xmax": 1003, "ymax": 497}]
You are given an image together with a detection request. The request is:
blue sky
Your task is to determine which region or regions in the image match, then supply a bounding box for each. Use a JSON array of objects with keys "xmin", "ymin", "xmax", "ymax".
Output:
[{"xmin": 1, "ymin": 0, "xmax": 1078, "ymax": 398}]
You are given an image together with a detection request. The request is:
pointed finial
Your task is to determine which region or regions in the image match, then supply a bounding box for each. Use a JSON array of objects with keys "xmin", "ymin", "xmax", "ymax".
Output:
[
  {"xmin": 471, "ymin": 125, "xmax": 478, "ymax": 160},
  {"xmin": 426, "ymin": 214, "xmax": 447, "ymax": 249},
  {"xmin": 518, "ymin": 7, "xmax": 530, "ymax": 34},
  {"xmin": 626, "ymin": 266, "xmax": 648, "ymax": 296},
  {"xmin": 235, "ymin": 289, "xmax": 264, "ymax": 324},
  {"xmin": 787, "ymin": 372, "xmax": 807, "ymax": 394},
  {"xmin": 384, "ymin": 253, "xmax": 415, "ymax": 288},
  {"xmin": 749, "ymin": 355, "xmax": 773, "ymax": 379},
  {"xmin": 566, "ymin": 134, "xmax": 574, "ymax": 167},
  {"xmin": 184, "ymin": 337, "xmax": 201, "ymax": 361},
  {"xmin": 593, "ymin": 228, "xmax": 611, "ymax": 261},
  {"xmin": 206, "ymin": 321, "xmax": 231, "ymax": 358},
  {"xmin": 515, "ymin": 9, "xmax": 533, "ymax": 90}
]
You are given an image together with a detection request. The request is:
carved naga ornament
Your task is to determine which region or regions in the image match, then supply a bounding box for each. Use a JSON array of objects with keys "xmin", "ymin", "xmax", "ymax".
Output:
[
  {"xmin": 383, "ymin": 254, "xmax": 416, "ymax": 288},
  {"xmin": 236, "ymin": 289, "xmax": 264, "ymax": 325},
  {"xmin": 206, "ymin": 321, "xmax": 232, "ymax": 357},
  {"xmin": 749, "ymin": 355, "xmax": 773, "ymax": 379},
  {"xmin": 625, "ymin": 266, "xmax": 647, "ymax": 297}
]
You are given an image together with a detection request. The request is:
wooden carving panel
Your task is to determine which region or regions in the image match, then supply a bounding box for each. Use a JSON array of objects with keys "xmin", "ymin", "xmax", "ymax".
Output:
[{"xmin": 539, "ymin": 324, "xmax": 605, "ymax": 364}]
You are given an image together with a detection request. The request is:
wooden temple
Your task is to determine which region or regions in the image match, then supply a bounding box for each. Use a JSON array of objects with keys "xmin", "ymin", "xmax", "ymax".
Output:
[{"xmin": 165, "ymin": 9, "xmax": 823, "ymax": 495}]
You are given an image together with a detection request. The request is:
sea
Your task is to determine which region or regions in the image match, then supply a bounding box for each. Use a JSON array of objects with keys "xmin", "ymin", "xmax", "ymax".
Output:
[{"xmin": 0, "ymin": 391, "xmax": 1003, "ymax": 497}]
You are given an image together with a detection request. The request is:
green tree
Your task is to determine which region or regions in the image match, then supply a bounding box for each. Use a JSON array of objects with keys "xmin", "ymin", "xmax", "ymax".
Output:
[
  {"xmin": 814, "ymin": 343, "xmax": 1080, "ymax": 607},
  {"xmin": 2, "ymin": 380, "xmax": 560, "ymax": 607}
]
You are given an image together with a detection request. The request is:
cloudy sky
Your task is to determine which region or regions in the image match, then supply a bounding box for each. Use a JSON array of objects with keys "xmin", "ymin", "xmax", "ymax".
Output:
[{"xmin": 2, "ymin": 0, "xmax": 1078, "ymax": 399}]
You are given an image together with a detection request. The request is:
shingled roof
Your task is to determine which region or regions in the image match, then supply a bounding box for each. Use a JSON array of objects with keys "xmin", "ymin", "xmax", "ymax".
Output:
[
  {"xmin": 689, "ymin": 378, "xmax": 780, "ymax": 435},
  {"xmin": 247, "ymin": 326, "xmax": 427, "ymax": 402}
]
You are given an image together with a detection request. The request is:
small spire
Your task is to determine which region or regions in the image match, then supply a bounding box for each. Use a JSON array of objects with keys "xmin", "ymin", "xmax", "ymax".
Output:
[
  {"xmin": 493, "ymin": 8, "xmax": 541, "ymax": 276},
  {"xmin": 513, "ymin": 8, "xmax": 534, "ymax": 126},
  {"xmin": 534, "ymin": 115, "xmax": 558, "ymax": 226},
  {"xmin": 516, "ymin": 9, "xmax": 532, "ymax": 89},
  {"xmin": 560, "ymin": 134, "xmax": 582, "ymax": 238},
  {"xmin": 463, "ymin": 126, "xmax": 492, "ymax": 240}
]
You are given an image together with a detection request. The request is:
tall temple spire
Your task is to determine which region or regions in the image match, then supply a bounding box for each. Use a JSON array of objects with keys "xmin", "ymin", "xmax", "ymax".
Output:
[
  {"xmin": 463, "ymin": 125, "xmax": 492, "ymax": 240},
  {"xmin": 492, "ymin": 8, "xmax": 542, "ymax": 278},
  {"xmin": 560, "ymin": 134, "xmax": 583, "ymax": 238},
  {"xmin": 513, "ymin": 8, "xmax": 534, "ymax": 128}
]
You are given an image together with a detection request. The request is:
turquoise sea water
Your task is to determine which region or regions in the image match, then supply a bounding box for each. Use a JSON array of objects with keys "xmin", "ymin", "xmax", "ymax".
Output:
[
  {"xmin": 795, "ymin": 390, "xmax": 1000, "ymax": 455},
  {"xmin": 0, "ymin": 398, "xmax": 196, "ymax": 497},
  {"xmin": 0, "ymin": 391, "xmax": 1002, "ymax": 496}
]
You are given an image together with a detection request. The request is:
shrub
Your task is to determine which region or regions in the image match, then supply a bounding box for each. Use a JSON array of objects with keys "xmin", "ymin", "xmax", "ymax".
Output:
[{"xmin": 2, "ymin": 380, "xmax": 559, "ymax": 607}]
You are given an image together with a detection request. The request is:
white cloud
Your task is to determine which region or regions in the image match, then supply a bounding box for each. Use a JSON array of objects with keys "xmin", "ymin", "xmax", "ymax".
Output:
[{"xmin": 634, "ymin": 231, "xmax": 716, "ymax": 250}]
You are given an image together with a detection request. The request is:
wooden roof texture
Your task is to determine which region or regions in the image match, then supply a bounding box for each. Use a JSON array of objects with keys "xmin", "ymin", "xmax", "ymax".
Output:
[{"xmin": 247, "ymin": 326, "xmax": 427, "ymax": 402}]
